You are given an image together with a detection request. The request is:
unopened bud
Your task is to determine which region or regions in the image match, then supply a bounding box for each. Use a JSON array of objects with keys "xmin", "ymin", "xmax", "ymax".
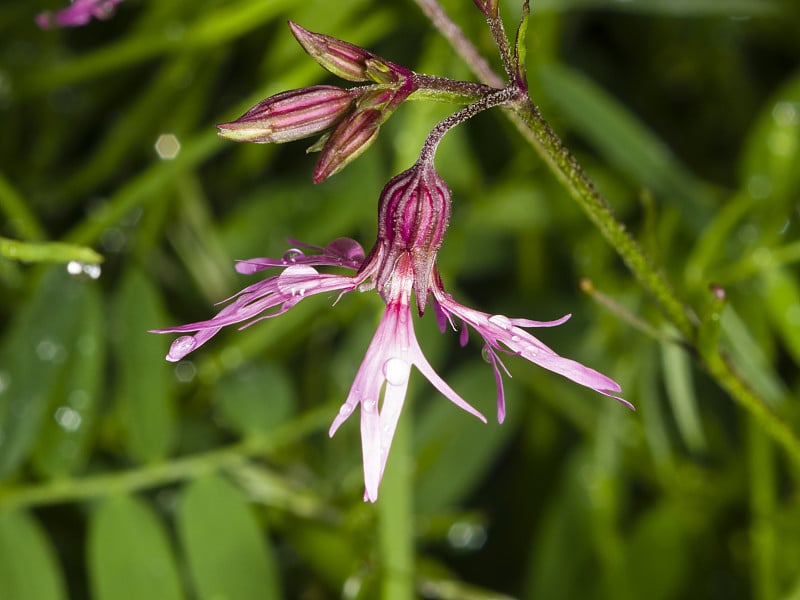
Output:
[
  {"xmin": 288, "ymin": 21, "xmax": 411, "ymax": 84},
  {"xmin": 217, "ymin": 85, "xmax": 354, "ymax": 144},
  {"xmin": 312, "ymin": 82, "xmax": 415, "ymax": 182},
  {"xmin": 313, "ymin": 109, "xmax": 382, "ymax": 183}
]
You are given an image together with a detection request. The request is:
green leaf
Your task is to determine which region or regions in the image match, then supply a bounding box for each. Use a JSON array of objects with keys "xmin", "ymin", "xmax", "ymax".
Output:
[
  {"xmin": 414, "ymin": 362, "xmax": 521, "ymax": 513},
  {"xmin": 32, "ymin": 281, "xmax": 104, "ymax": 478},
  {"xmin": 739, "ymin": 71, "xmax": 800, "ymax": 204},
  {"xmin": 112, "ymin": 268, "xmax": 175, "ymax": 463},
  {"xmin": 660, "ymin": 330, "xmax": 706, "ymax": 453},
  {"xmin": 178, "ymin": 475, "xmax": 281, "ymax": 600},
  {"xmin": 0, "ymin": 510, "xmax": 67, "ymax": 600},
  {"xmin": 214, "ymin": 362, "xmax": 295, "ymax": 437},
  {"xmin": 761, "ymin": 268, "xmax": 800, "ymax": 366},
  {"xmin": 88, "ymin": 495, "xmax": 184, "ymax": 600},
  {"xmin": 0, "ymin": 236, "xmax": 103, "ymax": 265},
  {"xmin": 0, "ymin": 268, "xmax": 97, "ymax": 479},
  {"xmin": 513, "ymin": 0, "xmax": 530, "ymax": 87}
]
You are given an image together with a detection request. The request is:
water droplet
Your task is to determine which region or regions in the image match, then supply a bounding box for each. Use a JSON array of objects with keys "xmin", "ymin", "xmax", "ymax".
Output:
[
  {"xmin": 174, "ymin": 361, "xmax": 196, "ymax": 383},
  {"xmin": 154, "ymin": 133, "xmax": 181, "ymax": 160},
  {"xmin": 511, "ymin": 335, "xmax": 521, "ymax": 342},
  {"xmin": 339, "ymin": 404, "xmax": 353, "ymax": 417},
  {"xmin": 383, "ymin": 358, "xmax": 410, "ymax": 386},
  {"xmin": 169, "ymin": 336, "xmax": 196, "ymax": 360},
  {"xmin": 773, "ymin": 101, "xmax": 800, "ymax": 126},
  {"xmin": 358, "ymin": 282, "xmax": 374, "ymax": 293},
  {"xmin": 488, "ymin": 314, "xmax": 512, "ymax": 330},
  {"xmin": 447, "ymin": 521, "xmax": 487, "ymax": 551},
  {"xmin": 66, "ymin": 261, "xmax": 102, "ymax": 279},
  {"xmin": 36, "ymin": 338, "xmax": 66, "ymax": 363},
  {"xmin": 282, "ymin": 248, "xmax": 305, "ymax": 263},
  {"xmin": 363, "ymin": 400, "xmax": 377, "ymax": 412},
  {"xmin": 54, "ymin": 406, "xmax": 82, "ymax": 432},
  {"xmin": 84, "ymin": 264, "xmax": 101, "ymax": 279},
  {"xmin": 481, "ymin": 347, "xmax": 493, "ymax": 363},
  {"xmin": 277, "ymin": 265, "xmax": 318, "ymax": 295},
  {"xmin": 525, "ymin": 344, "xmax": 538, "ymax": 356}
]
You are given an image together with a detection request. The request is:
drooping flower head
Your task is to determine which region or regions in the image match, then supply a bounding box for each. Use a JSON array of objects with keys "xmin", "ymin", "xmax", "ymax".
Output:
[
  {"xmin": 153, "ymin": 159, "xmax": 629, "ymax": 502},
  {"xmin": 36, "ymin": 0, "xmax": 124, "ymax": 29}
]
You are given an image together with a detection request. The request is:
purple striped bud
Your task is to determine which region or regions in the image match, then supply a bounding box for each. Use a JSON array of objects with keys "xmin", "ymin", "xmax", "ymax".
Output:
[
  {"xmin": 288, "ymin": 21, "xmax": 411, "ymax": 84},
  {"xmin": 312, "ymin": 109, "xmax": 382, "ymax": 183},
  {"xmin": 373, "ymin": 161, "xmax": 452, "ymax": 312},
  {"xmin": 312, "ymin": 83, "xmax": 415, "ymax": 182},
  {"xmin": 217, "ymin": 85, "xmax": 354, "ymax": 144}
]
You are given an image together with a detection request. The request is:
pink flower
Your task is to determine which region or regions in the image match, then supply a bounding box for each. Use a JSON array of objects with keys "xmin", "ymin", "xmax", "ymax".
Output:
[
  {"xmin": 153, "ymin": 160, "xmax": 628, "ymax": 501},
  {"xmin": 36, "ymin": 0, "xmax": 124, "ymax": 29}
]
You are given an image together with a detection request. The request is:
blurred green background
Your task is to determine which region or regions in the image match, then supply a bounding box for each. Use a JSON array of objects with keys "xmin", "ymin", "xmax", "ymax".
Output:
[{"xmin": 2, "ymin": 0, "xmax": 800, "ymax": 598}]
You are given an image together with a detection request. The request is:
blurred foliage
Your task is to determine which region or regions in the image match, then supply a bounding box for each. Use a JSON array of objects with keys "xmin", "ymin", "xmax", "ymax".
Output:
[{"xmin": 1, "ymin": 0, "xmax": 800, "ymax": 598}]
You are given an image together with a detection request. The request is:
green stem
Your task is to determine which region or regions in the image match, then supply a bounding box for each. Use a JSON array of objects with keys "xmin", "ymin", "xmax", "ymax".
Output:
[
  {"xmin": 0, "ymin": 407, "xmax": 328, "ymax": 511},
  {"xmin": 378, "ymin": 415, "xmax": 414, "ymax": 600},
  {"xmin": 510, "ymin": 98, "xmax": 696, "ymax": 339},
  {"xmin": 0, "ymin": 236, "xmax": 103, "ymax": 265}
]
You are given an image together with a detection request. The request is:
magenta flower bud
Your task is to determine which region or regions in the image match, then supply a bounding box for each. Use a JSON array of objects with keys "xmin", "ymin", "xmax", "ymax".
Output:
[
  {"xmin": 288, "ymin": 21, "xmax": 411, "ymax": 84},
  {"xmin": 374, "ymin": 161, "xmax": 451, "ymax": 313},
  {"xmin": 216, "ymin": 85, "xmax": 354, "ymax": 144},
  {"xmin": 36, "ymin": 0, "xmax": 124, "ymax": 28},
  {"xmin": 312, "ymin": 109, "xmax": 382, "ymax": 183},
  {"xmin": 312, "ymin": 83, "xmax": 415, "ymax": 182}
]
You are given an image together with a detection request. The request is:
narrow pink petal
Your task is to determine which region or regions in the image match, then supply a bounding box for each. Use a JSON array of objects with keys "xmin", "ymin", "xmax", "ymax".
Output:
[
  {"xmin": 360, "ymin": 400, "xmax": 382, "ymax": 503},
  {"xmin": 411, "ymin": 336, "xmax": 487, "ymax": 423}
]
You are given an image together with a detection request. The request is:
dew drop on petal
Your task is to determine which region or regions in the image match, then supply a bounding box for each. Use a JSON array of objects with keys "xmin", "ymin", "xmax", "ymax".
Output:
[
  {"xmin": 488, "ymin": 314, "xmax": 512, "ymax": 330},
  {"xmin": 525, "ymin": 344, "xmax": 538, "ymax": 356},
  {"xmin": 282, "ymin": 248, "xmax": 305, "ymax": 263},
  {"xmin": 363, "ymin": 399, "xmax": 377, "ymax": 412},
  {"xmin": 481, "ymin": 346, "xmax": 492, "ymax": 363},
  {"xmin": 339, "ymin": 404, "xmax": 354, "ymax": 417},
  {"xmin": 168, "ymin": 336, "xmax": 196, "ymax": 360},
  {"xmin": 511, "ymin": 334, "xmax": 521, "ymax": 342},
  {"xmin": 383, "ymin": 357, "xmax": 410, "ymax": 386}
]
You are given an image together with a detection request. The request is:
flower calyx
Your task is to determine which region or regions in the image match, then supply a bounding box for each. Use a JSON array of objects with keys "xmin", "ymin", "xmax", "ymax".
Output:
[{"xmin": 371, "ymin": 160, "xmax": 452, "ymax": 314}]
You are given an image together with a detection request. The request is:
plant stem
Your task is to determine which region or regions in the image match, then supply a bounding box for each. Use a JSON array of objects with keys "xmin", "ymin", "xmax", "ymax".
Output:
[
  {"xmin": 413, "ymin": 0, "xmax": 504, "ymax": 89},
  {"xmin": 411, "ymin": 74, "xmax": 498, "ymax": 103},
  {"xmin": 419, "ymin": 87, "xmax": 520, "ymax": 162},
  {"xmin": 0, "ymin": 407, "xmax": 329, "ymax": 510}
]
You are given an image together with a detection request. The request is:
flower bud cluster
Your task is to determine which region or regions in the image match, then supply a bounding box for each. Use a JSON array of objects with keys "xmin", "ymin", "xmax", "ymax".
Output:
[{"xmin": 216, "ymin": 21, "xmax": 416, "ymax": 183}]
